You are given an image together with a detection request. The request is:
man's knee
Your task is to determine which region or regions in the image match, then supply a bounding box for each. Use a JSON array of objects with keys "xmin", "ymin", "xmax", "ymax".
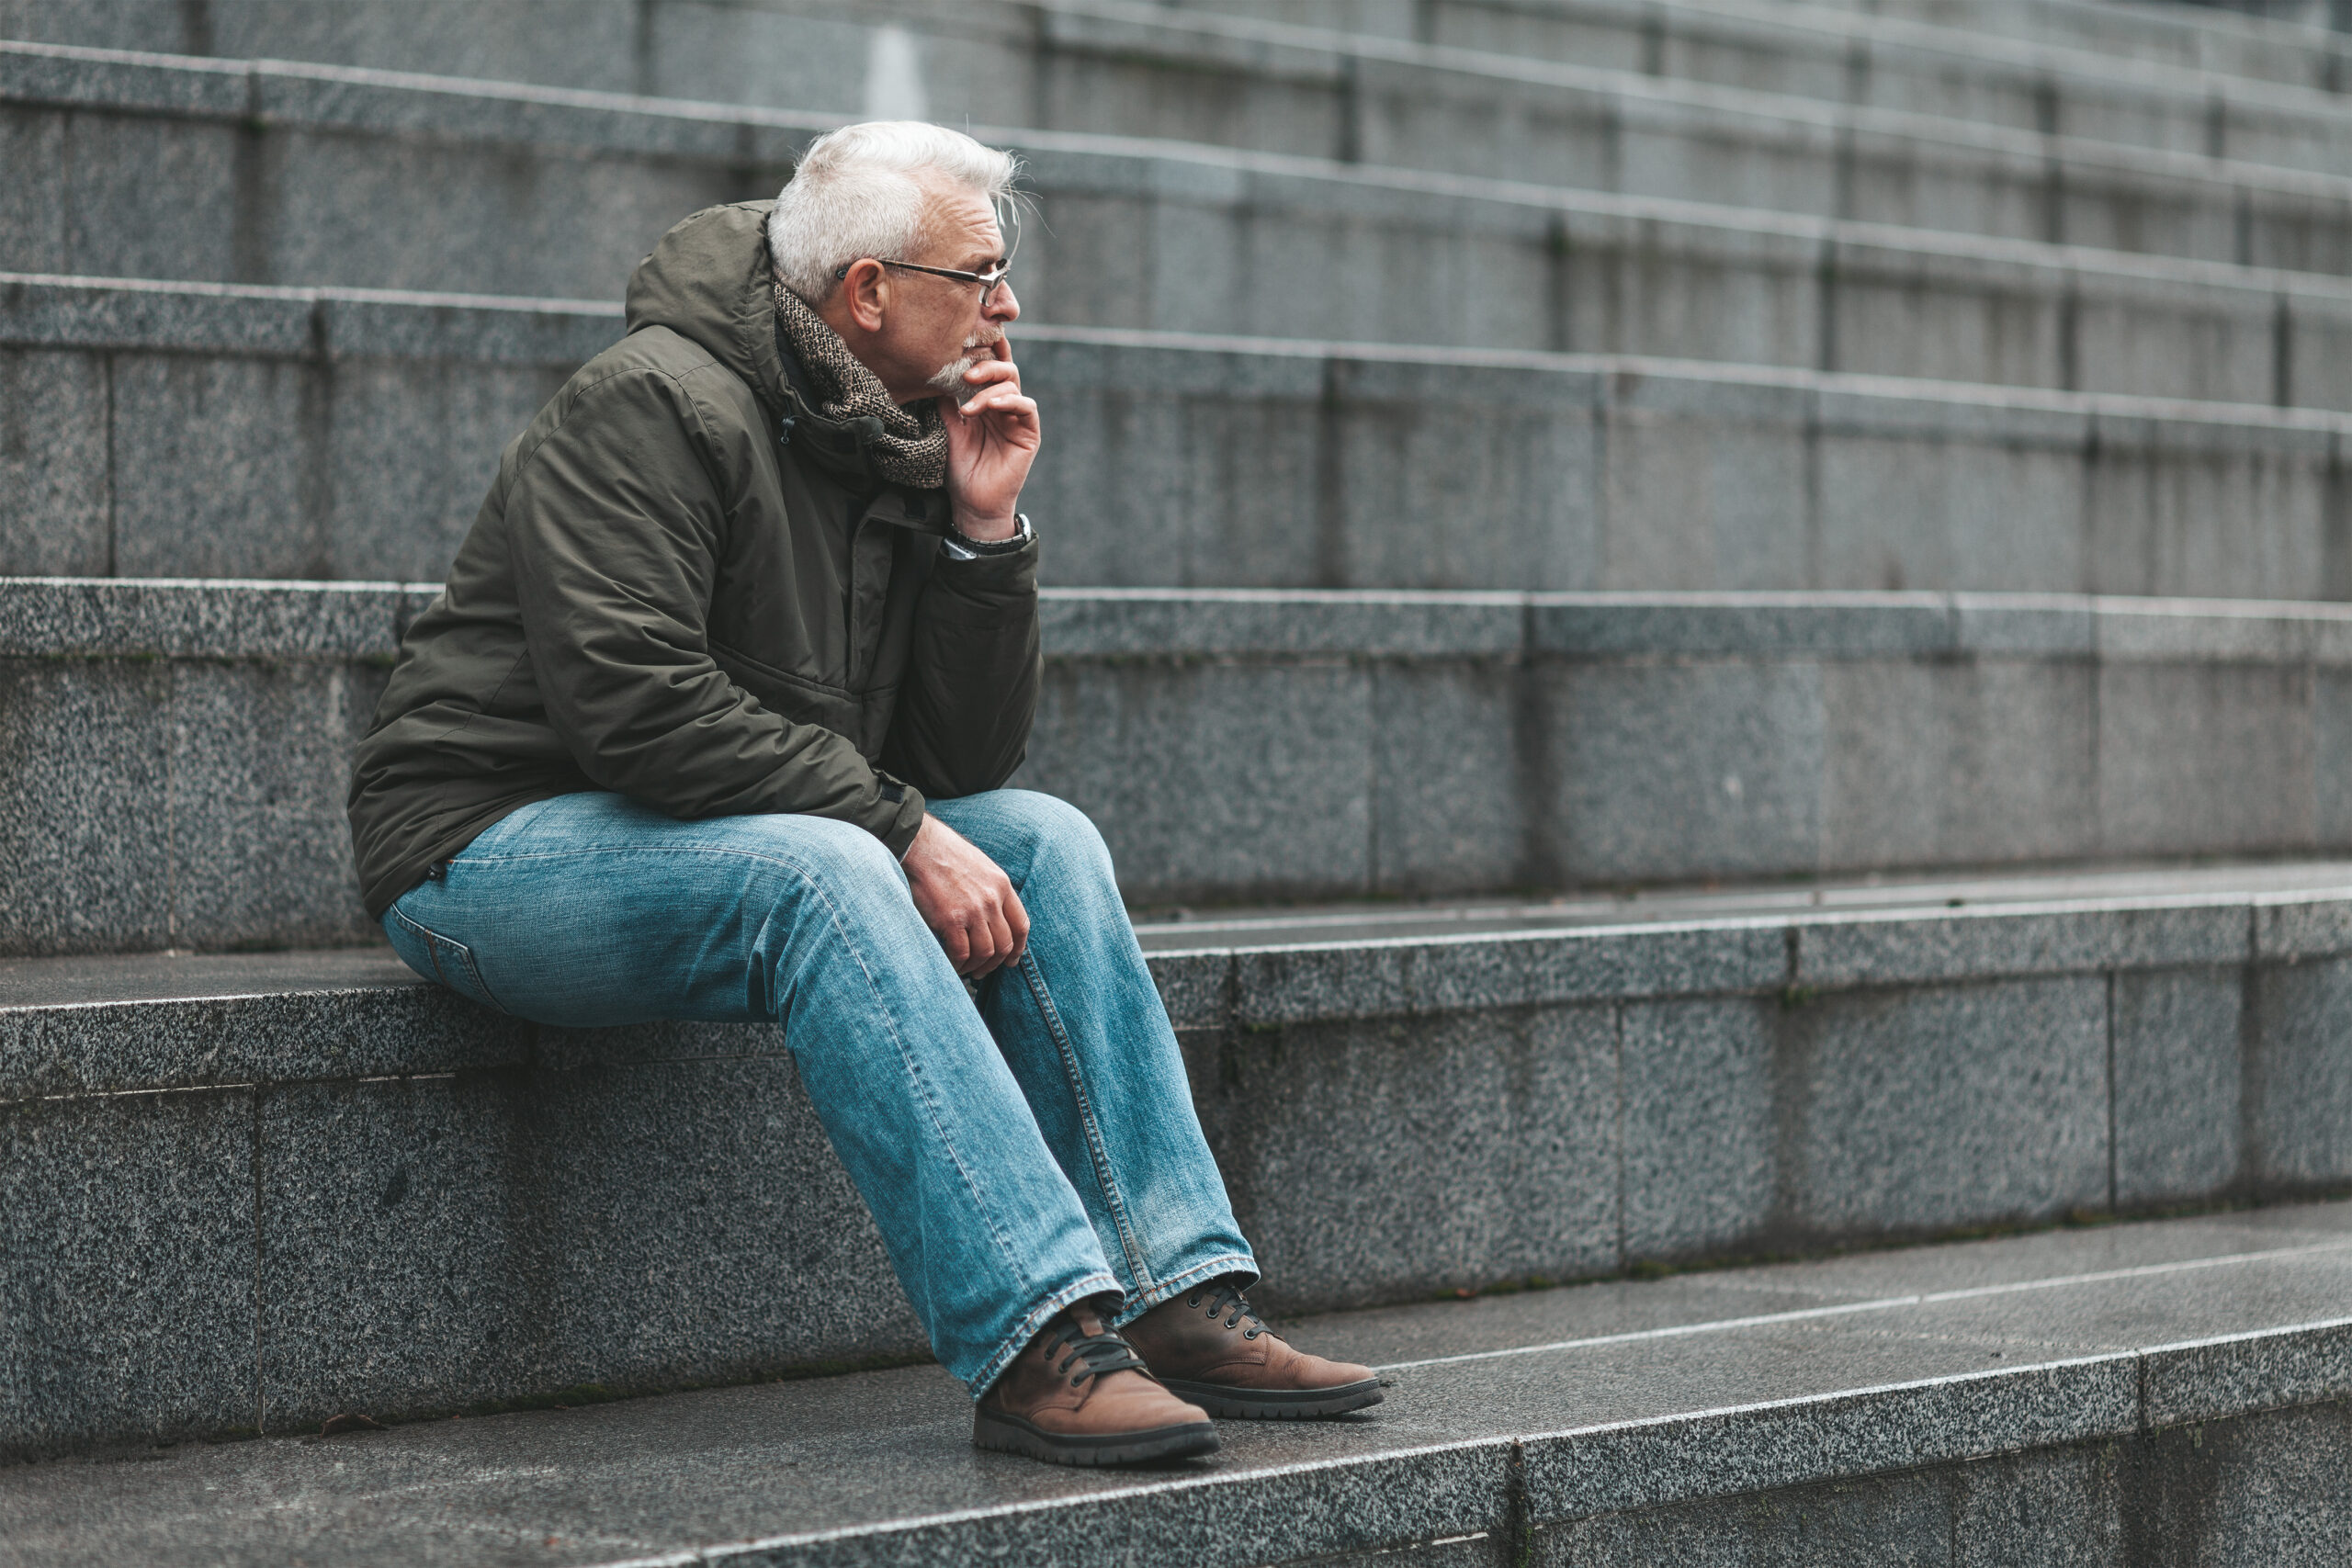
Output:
[
  {"xmin": 735, "ymin": 813, "xmax": 910, "ymax": 920},
  {"xmin": 981, "ymin": 790, "xmax": 1114, "ymax": 881}
]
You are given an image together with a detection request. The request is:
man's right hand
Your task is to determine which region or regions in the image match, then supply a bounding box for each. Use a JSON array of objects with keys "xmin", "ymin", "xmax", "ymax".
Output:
[{"xmin": 903, "ymin": 814, "xmax": 1029, "ymax": 976}]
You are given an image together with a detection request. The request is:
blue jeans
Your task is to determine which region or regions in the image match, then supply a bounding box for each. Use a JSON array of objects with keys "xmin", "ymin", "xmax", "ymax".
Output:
[{"xmin": 380, "ymin": 787, "xmax": 1256, "ymax": 1395}]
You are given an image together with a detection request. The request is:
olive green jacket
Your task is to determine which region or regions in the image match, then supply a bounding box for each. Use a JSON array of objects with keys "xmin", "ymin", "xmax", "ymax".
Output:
[{"xmin": 346, "ymin": 201, "xmax": 1041, "ymax": 918}]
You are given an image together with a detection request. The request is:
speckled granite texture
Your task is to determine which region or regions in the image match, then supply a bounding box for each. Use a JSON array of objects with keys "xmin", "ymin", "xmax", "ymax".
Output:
[
  {"xmin": 6, "ymin": 867, "xmax": 2352, "ymax": 1456},
  {"xmin": 14, "ymin": 279, "xmax": 2350, "ymax": 593},
  {"xmin": 6, "ymin": 579, "xmax": 2352, "ymax": 935},
  {"xmin": 11, "ymin": 40, "xmax": 2352, "ymax": 421},
  {"xmin": 3, "ymin": 1203, "xmax": 2351, "ymax": 1564}
]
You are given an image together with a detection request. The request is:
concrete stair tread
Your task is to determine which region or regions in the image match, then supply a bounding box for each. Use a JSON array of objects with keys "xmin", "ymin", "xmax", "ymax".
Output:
[
  {"xmin": 4, "ymin": 856, "xmax": 2348, "ymax": 1008},
  {"xmin": 1130, "ymin": 857, "xmax": 2352, "ymax": 950},
  {"xmin": 5, "ymin": 1201, "xmax": 2347, "ymax": 1566},
  {"xmin": 0, "ymin": 947, "xmax": 410, "ymax": 1009},
  {"xmin": 6, "ymin": 853, "xmax": 2348, "ymax": 1096}
]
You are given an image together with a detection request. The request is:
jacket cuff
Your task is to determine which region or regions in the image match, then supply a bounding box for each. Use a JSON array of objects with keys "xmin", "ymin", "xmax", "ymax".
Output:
[
  {"xmin": 928, "ymin": 529, "xmax": 1038, "ymax": 613},
  {"xmin": 877, "ymin": 778, "xmax": 927, "ymax": 859}
]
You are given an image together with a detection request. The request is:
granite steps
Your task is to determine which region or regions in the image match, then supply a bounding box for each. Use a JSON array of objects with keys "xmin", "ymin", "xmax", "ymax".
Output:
[
  {"xmin": 8, "ymin": 577, "xmax": 2352, "ymax": 952},
  {"xmin": 16, "ymin": 0, "xmax": 2352, "ymax": 200},
  {"xmin": 6, "ymin": 860, "xmax": 2352, "ymax": 1457},
  {"xmin": 1815, "ymin": 0, "xmax": 2352, "ymax": 84},
  {"xmin": 18, "ymin": 44, "xmax": 2352, "ymax": 416},
  {"xmin": 4, "ymin": 1201, "xmax": 2351, "ymax": 1562},
  {"xmin": 8, "ymin": 273, "xmax": 2350, "ymax": 600},
  {"xmin": 1256, "ymin": 0, "xmax": 2352, "ymax": 120},
  {"xmin": 0, "ymin": 0, "xmax": 2346, "ymax": 1548},
  {"xmin": 1031, "ymin": 0, "xmax": 2352, "ymax": 209}
]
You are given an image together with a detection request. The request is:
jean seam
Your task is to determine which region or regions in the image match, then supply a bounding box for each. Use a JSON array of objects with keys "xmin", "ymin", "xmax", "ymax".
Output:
[
  {"xmin": 388, "ymin": 903, "xmax": 513, "ymax": 1016},
  {"xmin": 1017, "ymin": 948, "xmax": 1155, "ymax": 1295},
  {"xmin": 455, "ymin": 843, "xmax": 868, "ymax": 867},
  {"xmin": 761, "ymin": 843, "xmax": 1037, "ymax": 1306}
]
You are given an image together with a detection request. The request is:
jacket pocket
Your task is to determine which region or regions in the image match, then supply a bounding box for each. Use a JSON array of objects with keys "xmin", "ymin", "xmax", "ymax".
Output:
[
  {"xmin": 388, "ymin": 904, "xmax": 510, "ymax": 1015},
  {"xmin": 708, "ymin": 637, "xmax": 862, "ymax": 734}
]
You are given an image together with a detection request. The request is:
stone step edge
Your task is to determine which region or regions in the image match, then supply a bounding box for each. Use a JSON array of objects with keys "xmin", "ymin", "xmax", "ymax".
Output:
[
  {"xmin": 579, "ymin": 1316, "xmax": 2352, "ymax": 1566},
  {"xmin": 10, "ymin": 272, "xmax": 2349, "ymax": 447},
  {"xmin": 10, "ymin": 39, "xmax": 2352, "ymax": 310},
  {"xmin": 1046, "ymin": 0, "xmax": 2352, "ymax": 173},
  {"xmin": 1566, "ymin": 0, "xmax": 2352, "ymax": 106},
  {"xmin": 6, "ymin": 577, "xmax": 2352, "ymax": 664},
  {"xmin": 9, "ymin": 877, "xmax": 2349, "ymax": 1101}
]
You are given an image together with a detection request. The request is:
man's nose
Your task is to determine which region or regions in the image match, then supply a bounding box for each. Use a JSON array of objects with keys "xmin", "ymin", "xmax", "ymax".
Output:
[{"xmin": 985, "ymin": 282, "xmax": 1020, "ymax": 323}]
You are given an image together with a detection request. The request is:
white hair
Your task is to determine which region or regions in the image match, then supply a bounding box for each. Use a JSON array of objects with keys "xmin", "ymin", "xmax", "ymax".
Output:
[{"xmin": 768, "ymin": 121, "xmax": 1019, "ymax": 303}]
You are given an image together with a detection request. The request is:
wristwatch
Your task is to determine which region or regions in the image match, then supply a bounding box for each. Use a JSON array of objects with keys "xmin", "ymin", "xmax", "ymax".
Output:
[{"xmin": 942, "ymin": 512, "xmax": 1034, "ymax": 559}]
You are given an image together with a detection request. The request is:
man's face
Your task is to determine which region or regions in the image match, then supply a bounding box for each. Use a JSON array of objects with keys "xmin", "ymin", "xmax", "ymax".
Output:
[{"xmin": 831, "ymin": 180, "xmax": 1017, "ymax": 406}]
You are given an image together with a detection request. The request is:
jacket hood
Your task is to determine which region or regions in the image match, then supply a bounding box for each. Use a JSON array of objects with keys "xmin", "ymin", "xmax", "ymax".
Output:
[
  {"xmin": 625, "ymin": 200, "xmax": 791, "ymax": 411},
  {"xmin": 624, "ymin": 199, "xmax": 930, "ymax": 489}
]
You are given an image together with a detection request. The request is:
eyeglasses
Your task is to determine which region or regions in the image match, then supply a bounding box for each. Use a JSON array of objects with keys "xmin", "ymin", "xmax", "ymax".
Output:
[{"xmin": 834, "ymin": 258, "xmax": 1013, "ymax": 306}]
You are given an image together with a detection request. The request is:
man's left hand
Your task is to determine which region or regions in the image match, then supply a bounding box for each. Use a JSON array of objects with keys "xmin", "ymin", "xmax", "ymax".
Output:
[{"xmin": 941, "ymin": 338, "xmax": 1040, "ymax": 542}]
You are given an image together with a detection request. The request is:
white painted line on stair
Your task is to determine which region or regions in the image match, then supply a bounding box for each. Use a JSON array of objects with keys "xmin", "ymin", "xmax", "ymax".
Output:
[{"xmin": 1374, "ymin": 1237, "xmax": 2352, "ymax": 1373}]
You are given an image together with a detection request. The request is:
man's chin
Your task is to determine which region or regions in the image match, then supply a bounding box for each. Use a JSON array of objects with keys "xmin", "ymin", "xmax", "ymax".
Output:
[{"xmin": 927, "ymin": 355, "xmax": 977, "ymax": 398}]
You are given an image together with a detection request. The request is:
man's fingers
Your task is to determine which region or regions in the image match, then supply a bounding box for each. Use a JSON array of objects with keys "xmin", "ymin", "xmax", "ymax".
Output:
[
  {"xmin": 950, "ymin": 915, "xmax": 989, "ymax": 976},
  {"xmin": 964, "ymin": 908, "xmax": 1010, "ymax": 976},
  {"xmin": 1005, "ymin": 892, "xmax": 1031, "ymax": 964},
  {"xmin": 957, "ymin": 393, "xmax": 1039, "ymax": 427},
  {"xmin": 962, "ymin": 358, "xmax": 1021, "ymax": 388},
  {"xmin": 957, "ymin": 386, "xmax": 1035, "ymax": 416},
  {"xmin": 981, "ymin": 905, "xmax": 1015, "ymax": 972}
]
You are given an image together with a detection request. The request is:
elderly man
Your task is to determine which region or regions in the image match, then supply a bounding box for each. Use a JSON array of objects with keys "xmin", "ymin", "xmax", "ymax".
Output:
[{"xmin": 346, "ymin": 122, "xmax": 1378, "ymax": 1466}]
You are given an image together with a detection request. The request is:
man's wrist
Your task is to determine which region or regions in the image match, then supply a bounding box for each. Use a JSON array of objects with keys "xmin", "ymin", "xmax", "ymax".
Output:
[
  {"xmin": 950, "ymin": 509, "xmax": 1020, "ymax": 543},
  {"xmin": 941, "ymin": 512, "xmax": 1033, "ymax": 559}
]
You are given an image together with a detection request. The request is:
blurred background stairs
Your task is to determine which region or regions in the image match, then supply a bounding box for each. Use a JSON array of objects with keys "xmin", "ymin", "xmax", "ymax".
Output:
[{"xmin": 6, "ymin": 0, "xmax": 2352, "ymax": 1561}]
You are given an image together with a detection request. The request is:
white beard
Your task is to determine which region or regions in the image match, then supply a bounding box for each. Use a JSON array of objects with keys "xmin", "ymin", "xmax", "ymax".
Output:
[{"xmin": 927, "ymin": 332, "xmax": 1001, "ymax": 397}]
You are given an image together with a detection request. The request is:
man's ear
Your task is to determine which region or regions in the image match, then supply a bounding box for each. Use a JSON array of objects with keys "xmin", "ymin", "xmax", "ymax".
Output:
[{"xmin": 842, "ymin": 259, "xmax": 890, "ymax": 333}]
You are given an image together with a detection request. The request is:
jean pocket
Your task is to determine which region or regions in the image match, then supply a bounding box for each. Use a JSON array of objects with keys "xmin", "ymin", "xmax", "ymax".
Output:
[{"xmin": 388, "ymin": 905, "xmax": 510, "ymax": 1015}]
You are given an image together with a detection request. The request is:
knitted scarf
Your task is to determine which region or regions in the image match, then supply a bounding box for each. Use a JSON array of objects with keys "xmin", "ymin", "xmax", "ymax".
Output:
[{"xmin": 771, "ymin": 275, "xmax": 949, "ymax": 490}]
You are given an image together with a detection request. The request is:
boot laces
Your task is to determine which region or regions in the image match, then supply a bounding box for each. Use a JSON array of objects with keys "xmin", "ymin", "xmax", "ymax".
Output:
[
  {"xmin": 1188, "ymin": 1280, "xmax": 1269, "ymax": 1340},
  {"xmin": 1043, "ymin": 1316, "xmax": 1152, "ymax": 1389}
]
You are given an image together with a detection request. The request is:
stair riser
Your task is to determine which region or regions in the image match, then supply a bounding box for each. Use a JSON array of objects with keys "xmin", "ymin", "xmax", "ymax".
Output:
[
  {"xmin": 10, "ymin": 51, "xmax": 2352, "ymax": 411},
  {"xmin": 1527, "ymin": 1404, "xmax": 2352, "ymax": 1568},
  {"xmin": 6, "ymin": 584, "xmax": 2352, "ymax": 950},
  {"xmin": 7, "ymin": 894, "xmax": 2348, "ymax": 1457},
  {"xmin": 1027, "ymin": 646, "xmax": 2352, "ymax": 902},
  {"xmin": 9, "ymin": 282, "xmax": 2346, "ymax": 597}
]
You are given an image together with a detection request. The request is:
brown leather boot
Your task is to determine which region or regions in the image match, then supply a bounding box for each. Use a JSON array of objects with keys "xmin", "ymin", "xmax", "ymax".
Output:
[
  {"xmin": 1124, "ymin": 1280, "xmax": 1385, "ymax": 1419},
  {"xmin": 972, "ymin": 1301, "xmax": 1218, "ymax": 1466}
]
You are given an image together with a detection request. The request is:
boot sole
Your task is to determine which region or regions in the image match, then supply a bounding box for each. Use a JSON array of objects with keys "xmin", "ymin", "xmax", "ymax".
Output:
[
  {"xmin": 1158, "ymin": 1377, "xmax": 1387, "ymax": 1419},
  {"xmin": 972, "ymin": 1408, "xmax": 1220, "ymax": 1466}
]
